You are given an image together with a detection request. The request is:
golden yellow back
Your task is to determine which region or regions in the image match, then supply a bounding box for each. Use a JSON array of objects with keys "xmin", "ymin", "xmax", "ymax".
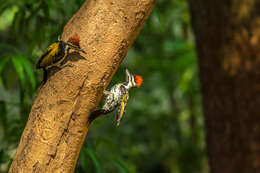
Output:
[{"xmin": 38, "ymin": 42, "xmax": 60, "ymax": 68}]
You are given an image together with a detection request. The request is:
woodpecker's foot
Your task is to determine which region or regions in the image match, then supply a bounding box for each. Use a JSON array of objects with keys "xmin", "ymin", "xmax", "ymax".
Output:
[
  {"xmin": 103, "ymin": 90, "xmax": 111, "ymax": 96},
  {"xmin": 59, "ymin": 63, "xmax": 73, "ymax": 69}
]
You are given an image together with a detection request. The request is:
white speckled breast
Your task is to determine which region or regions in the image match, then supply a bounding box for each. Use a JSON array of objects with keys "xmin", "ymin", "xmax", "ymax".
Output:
[{"xmin": 102, "ymin": 83, "xmax": 127, "ymax": 112}]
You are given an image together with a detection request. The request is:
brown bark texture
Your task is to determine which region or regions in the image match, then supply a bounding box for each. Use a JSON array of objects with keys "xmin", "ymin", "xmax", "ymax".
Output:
[
  {"xmin": 9, "ymin": 0, "xmax": 156, "ymax": 172},
  {"xmin": 189, "ymin": 1, "xmax": 260, "ymax": 173}
]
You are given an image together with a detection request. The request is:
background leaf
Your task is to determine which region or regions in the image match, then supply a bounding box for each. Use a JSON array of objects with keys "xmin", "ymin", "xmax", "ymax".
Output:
[
  {"xmin": 0, "ymin": 56, "xmax": 10, "ymax": 74},
  {"xmin": 85, "ymin": 146, "xmax": 103, "ymax": 173},
  {"xmin": 11, "ymin": 56, "xmax": 25, "ymax": 88},
  {"xmin": 20, "ymin": 56, "xmax": 36, "ymax": 89}
]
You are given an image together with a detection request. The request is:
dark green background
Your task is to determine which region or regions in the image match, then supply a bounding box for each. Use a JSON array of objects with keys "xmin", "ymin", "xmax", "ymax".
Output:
[{"xmin": 0, "ymin": 0, "xmax": 208, "ymax": 172}]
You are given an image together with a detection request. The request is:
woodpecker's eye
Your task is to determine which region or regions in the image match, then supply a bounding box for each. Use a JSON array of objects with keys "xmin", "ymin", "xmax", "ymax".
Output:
[{"xmin": 135, "ymin": 75, "xmax": 143, "ymax": 87}]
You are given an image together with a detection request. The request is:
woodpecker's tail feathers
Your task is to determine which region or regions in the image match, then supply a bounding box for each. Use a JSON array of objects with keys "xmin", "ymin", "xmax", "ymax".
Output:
[
  {"xmin": 89, "ymin": 109, "xmax": 114, "ymax": 122},
  {"xmin": 43, "ymin": 68, "xmax": 48, "ymax": 84}
]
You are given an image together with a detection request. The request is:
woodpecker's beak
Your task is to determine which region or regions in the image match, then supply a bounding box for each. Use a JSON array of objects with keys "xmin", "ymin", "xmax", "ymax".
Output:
[{"xmin": 67, "ymin": 43, "xmax": 87, "ymax": 54}]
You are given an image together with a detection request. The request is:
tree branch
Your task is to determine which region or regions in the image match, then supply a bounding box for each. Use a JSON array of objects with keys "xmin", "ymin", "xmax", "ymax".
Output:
[{"xmin": 9, "ymin": 0, "xmax": 156, "ymax": 172}]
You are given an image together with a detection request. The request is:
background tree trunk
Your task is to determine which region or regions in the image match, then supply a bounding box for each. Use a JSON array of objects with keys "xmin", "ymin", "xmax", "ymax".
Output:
[
  {"xmin": 9, "ymin": 0, "xmax": 155, "ymax": 172},
  {"xmin": 189, "ymin": 1, "xmax": 260, "ymax": 173}
]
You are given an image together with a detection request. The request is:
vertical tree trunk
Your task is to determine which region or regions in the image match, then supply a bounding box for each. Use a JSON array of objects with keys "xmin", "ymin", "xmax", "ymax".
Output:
[
  {"xmin": 9, "ymin": 0, "xmax": 156, "ymax": 172},
  {"xmin": 189, "ymin": 1, "xmax": 260, "ymax": 173}
]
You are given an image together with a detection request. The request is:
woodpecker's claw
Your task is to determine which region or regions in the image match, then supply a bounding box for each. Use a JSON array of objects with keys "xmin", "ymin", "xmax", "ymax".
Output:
[{"xmin": 60, "ymin": 63, "xmax": 73, "ymax": 68}]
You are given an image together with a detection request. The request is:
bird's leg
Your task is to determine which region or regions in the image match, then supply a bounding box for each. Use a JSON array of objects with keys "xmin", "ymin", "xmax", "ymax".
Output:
[
  {"xmin": 103, "ymin": 90, "xmax": 111, "ymax": 96},
  {"xmin": 60, "ymin": 63, "xmax": 73, "ymax": 68},
  {"xmin": 56, "ymin": 63, "xmax": 73, "ymax": 69}
]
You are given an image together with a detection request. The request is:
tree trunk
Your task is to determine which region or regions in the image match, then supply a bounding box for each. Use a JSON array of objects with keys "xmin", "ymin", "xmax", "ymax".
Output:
[
  {"xmin": 9, "ymin": 0, "xmax": 156, "ymax": 172},
  {"xmin": 189, "ymin": 1, "xmax": 260, "ymax": 173}
]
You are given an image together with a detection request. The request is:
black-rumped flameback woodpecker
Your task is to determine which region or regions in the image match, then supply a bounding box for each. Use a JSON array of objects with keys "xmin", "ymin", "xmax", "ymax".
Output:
[
  {"xmin": 36, "ymin": 35, "xmax": 87, "ymax": 83},
  {"xmin": 91, "ymin": 69, "xmax": 143, "ymax": 126}
]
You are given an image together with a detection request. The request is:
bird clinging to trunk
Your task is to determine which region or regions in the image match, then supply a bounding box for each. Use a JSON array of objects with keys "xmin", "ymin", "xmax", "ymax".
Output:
[{"xmin": 36, "ymin": 35, "xmax": 87, "ymax": 83}]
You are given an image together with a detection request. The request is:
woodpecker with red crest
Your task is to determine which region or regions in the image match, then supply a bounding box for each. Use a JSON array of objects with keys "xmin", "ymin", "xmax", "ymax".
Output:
[
  {"xmin": 91, "ymin": 69, "xmax": 143, "ymax": 126},
  {"xmin": 36, "ymin": 35, "xmax": 87, "ymax": 83}
]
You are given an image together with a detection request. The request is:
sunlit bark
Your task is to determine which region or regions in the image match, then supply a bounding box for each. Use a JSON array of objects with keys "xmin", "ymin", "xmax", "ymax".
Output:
[{"xmin": 9, "ymin": 0, "xmax": 156, "ymax": 172}]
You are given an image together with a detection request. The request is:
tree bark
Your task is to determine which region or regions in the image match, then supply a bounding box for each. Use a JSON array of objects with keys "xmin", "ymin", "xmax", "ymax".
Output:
[
  {"xmin": 189, "ymin": 1, "xmax": 260, "ymax": 173},
  {"xmin": 9, "ymin": 0, "xmax": 156, "ymax": 172}
]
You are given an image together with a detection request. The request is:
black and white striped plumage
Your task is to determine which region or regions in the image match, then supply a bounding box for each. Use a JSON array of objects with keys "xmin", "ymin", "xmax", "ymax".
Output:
[{"xmin": 91, "ymin": 69, "xmax": 139, "ymax": 126}]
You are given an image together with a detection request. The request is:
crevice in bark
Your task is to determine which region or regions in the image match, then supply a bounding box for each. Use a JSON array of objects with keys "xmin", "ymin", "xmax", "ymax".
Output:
[{"xmin": 46, "ymin": 77, "xmax": 88, "ymax": 166}]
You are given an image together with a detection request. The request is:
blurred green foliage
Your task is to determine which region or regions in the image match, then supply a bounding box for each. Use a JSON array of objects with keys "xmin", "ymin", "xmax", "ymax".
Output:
[{"xmin": 0, "ymin": 0, "xmax": 208, "ymax": 172}]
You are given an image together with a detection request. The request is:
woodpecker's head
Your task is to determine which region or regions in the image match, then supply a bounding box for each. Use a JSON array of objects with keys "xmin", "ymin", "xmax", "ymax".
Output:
[
  {"xmin": 125, "ymin": 69, "xmax": 143, "ymax": 90},
  {"xmin": 58, "ymin": 35, "xmax": 87, "ymax": 54},
  {"xmin": 67, "ymin": 35, "xmax": 87, "ymax": 54}
]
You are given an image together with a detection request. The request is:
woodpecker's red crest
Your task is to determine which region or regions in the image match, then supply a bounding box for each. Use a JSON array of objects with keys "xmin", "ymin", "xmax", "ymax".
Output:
[
  {"xmin": 135, "ymin": 75, "xmax": 143, "ymax": 87},
  {"xmin": 68, "ymin": 35, "xmax": 80, "ymax": 47}
]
